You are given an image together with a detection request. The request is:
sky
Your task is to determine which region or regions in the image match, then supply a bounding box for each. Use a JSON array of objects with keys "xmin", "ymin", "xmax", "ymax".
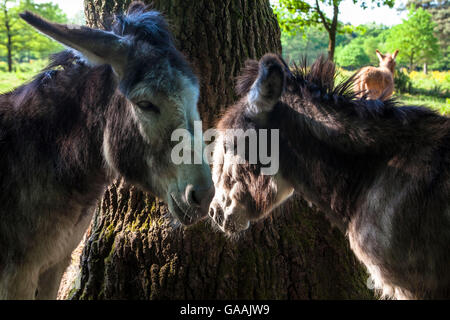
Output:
[
  {"xmin": 35, "ymin": 0, "xmax": 84, "ymax": 18},
  {"xmin": 271, "ymin": 0, "xmax": 408, "ymax": 26},
  {"xmin": 37, "ymin": 0, "xmax": 408, "ymax": 26},
  {"xmin": 334, "ymin": 0, "xmax": 408, "ymax": 26}
]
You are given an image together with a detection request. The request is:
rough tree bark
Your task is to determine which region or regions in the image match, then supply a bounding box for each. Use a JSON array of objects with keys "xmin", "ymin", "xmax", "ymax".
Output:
[{"xmin": 70, "ymin": 0, "xmax": 374, "ymax": 300}]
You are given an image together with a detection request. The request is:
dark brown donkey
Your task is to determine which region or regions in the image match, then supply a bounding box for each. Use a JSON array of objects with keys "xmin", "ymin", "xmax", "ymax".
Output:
[
  {"xmin": 0, "ymin": 2, "xmax": 214, "ymax": 299},
  {"xmin": 209, "ymin": 54, "xmax": 449, "ymax": 299}
]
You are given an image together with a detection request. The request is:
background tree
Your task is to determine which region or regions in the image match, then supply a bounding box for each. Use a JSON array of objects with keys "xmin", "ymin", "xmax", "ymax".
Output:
[
  {"xmin": 403, "ymin": 0, "xmax": 449, "ymax": 70},
  {"xmin": 281, "ymin": 25, "xmax": 329, "ymax": 62},
  {"xmin": 273, "ymin": 0, "xmax": 394, "ymax": 60},
  {"xmin": 0, "ymin": 0, "xmax": 66, "ymax": 71},
  {"xmin": 67, "ymin": 0, "xmax": 374, "ymax": 300},
  {"xmin": 335, "ymin": 38, "xmax": 370, "ymax": 69},
  {"xmin": 386, "ymin": 6, "xmax": 440, "ymax": 72},
  {"xmin": 0, "ymin": 0, "xmax": 17, "ymax": 72},
  {"xmin": 334, "ymin": 23, "xmax": 390, "ymax": 69}
]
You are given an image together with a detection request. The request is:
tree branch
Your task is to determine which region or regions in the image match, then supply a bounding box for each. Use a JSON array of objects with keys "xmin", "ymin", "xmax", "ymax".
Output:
[
  {"xmin": 315, "ymin": 0, "xmax": 330, "ymax": 32},
  {"xmin": 331, "ymin": 1, "xmax": 339, "ymax": 31}
]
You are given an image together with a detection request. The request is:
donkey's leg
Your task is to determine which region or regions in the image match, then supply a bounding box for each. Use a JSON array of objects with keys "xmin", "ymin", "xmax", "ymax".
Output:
[
  {"xmin": 363, "ymin": 83, "xmax": 374, "ymax": 99},
  {"xmin": 0, "ymin": 265, "xmax": 40, "ymax": 300},
  {"xmin": 36, "ymin": 210, "xmax": 92, "ymax": 300},
  {"xmin": 354, "ymin": 78, "xmax": 364, "ymax": 98},
  {"xmin": 36, "ymin": 256, "xmax": 71, "ymax": 300}
]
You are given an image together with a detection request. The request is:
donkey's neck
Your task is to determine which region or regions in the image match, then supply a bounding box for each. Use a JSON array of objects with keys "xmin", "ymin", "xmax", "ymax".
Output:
[
  {"xmin": 266, "ymin": 104, "xmax": 369, "ymax": 229},
  {"xmin": 282, "ymin": 86, "xmax": 440, "ymax": 155},
  {"xmin": 51, "ymin": 63, "xmax": 120, "ymax": 204},
  {"xmin": 266, "ymin": 96, "xmax": 442, "ymax": 230},
  {"xmin": 380, "ymin": 65, "xmax": 394, "ymax": 74},
  {"xmin": 3, "ymin": 55, "xmax": 121, "ymax": 208}
]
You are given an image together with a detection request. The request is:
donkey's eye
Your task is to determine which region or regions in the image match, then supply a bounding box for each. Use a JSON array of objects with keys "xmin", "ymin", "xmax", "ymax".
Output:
[{"xmin": 136, "ymin": 101, "xmax": 160, "ymax": 113}]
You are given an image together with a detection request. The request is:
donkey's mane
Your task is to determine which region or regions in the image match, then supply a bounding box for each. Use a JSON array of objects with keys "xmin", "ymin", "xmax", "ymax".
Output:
[
  {"xmin": 236, "ymin": 56, "xmax": 443, "ymax": 125},
  {"xmin": 112, "ymin": 2, "xmax": 174, "ymax": 47}
]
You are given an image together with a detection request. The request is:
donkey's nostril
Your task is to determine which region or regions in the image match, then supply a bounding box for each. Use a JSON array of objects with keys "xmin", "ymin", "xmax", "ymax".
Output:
[
  {"xmin": 186, "ymin": 185, "xmax": 215, "ymax": 215},
  {"xmin": 185, "ymin": 185, "xmax": 196, "ymax": 206}
]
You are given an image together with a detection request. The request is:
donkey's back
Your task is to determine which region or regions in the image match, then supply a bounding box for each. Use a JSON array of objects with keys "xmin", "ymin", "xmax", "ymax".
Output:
[
  {"xmin": 354, "ymin": 66, "xmax": 394, "ymax": 99},
  {"xmin": 0, "ymin": 60, "xmax": 110, "ymax": 299},
  {"xmin": 348, "ymin": 112, "xmax": 450, "ymax": 299}
]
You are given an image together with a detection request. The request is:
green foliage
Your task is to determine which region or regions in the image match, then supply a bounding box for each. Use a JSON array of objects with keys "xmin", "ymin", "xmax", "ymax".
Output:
[
  {"xmin": 287, "ymin": 8, "xmax": 444, "ymax": 72},
  {"xmin": 273, "ymin": 0, "xmax": 394, "ymax": 36},
  {"xmin": 397, "ymin": 69, "xmax": 449, "ymax": 114},
  {"xmin": 335, "ymin": 38, "xmax": 370, "ymax": 69},
  {"xmin": 360, "ymin": 25, "xmax": 391, "ymax": 64},
  {"xmin": 385, "ymin": 6, "xmax": 440, "ymax": 70},
  {"xmin": 273, "ymin": 0, "xmax": 394, "ymax": 60},
  {"xmin": 0, "ymin": 0, "xmax": 68, "ymax": 71},
  {"xmin": 281, "ymin": 23, "xmax": 390, "ymax": 67},
  {"xmin": 394, "ymin": 69, "xmax": 412, "ymax": 93},
  {"xmin": 281, "ymin": 26, "xmax": 329, "ymax": 62},
  {"xmin": 404, "ymin": 1, "xmax": 449, "ymax": 48},
  {"xmin": 333, "ymin": 24, "xmax": 391, "ymax": 69},
  {"xmin": 362, "ymin": 37, "xmax": 382, "ymax": 65},
  {"xmin": 273, "ymin": 0, "xmax": 316, "ymax": 35},
  {"xmin": 403, "ymin": 0, "xmax": 449, "ymax": 70}
]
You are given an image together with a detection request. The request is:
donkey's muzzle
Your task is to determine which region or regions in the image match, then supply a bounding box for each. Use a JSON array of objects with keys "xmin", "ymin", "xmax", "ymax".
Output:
[
  {"xmin": 170, "ymin": 185, "xmax": 215, "ymax": 226},
  {"xmin": 185, "ymin": 184, "xmax": 215, "ymax": 223}
]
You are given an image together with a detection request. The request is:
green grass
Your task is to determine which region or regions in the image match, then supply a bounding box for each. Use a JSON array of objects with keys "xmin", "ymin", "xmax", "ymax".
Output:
[
  {"xmin": 0, "ymin": 71, "xmax": 35, "ymax": 93},
  {"xmin": 395, "ymin": 93, "xmax": 449, "ymax": 116},
  {"xmin": 408, "ymin": 70, "xmax": 450, "ymax": 93},
  {"xmin": 394, "ymin": 69, "xmax": 449, "ymax": 115},
  {"xmin": 0, "ymin": 60, "xmax": 48, "ymax": 94}
]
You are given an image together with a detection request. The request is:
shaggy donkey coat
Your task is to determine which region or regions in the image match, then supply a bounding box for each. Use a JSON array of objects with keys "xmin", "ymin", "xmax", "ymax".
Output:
[
  {"xmin": 209, "ymin": 54, "xmax": 450, "ymax": 299},
  {"xmin": 0, "ymin": 2, "xmax": 213, "ymax": 299}
]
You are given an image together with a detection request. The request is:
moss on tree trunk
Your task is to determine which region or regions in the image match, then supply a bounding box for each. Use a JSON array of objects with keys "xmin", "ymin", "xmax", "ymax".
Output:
[{"xmin": 71, "ymin": 0, "xmax": 374, "ymax": 300}]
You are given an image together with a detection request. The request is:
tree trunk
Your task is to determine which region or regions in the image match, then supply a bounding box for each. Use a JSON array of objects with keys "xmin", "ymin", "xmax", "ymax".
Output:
[
  {"xmin": 423, "ymin": 62, "xmax": 427, "ymax": 74},
  {"xmin": 327, "ymin": 29, "xmax": 336, "ymax": 62},
  {"xmin": 70, "ymin": 0, "xmax": 374, "ymax": 300},
  {"xmin": 327, "ymin": 3, "xmax": 339, "ymax": 61},
  {"xmin": 3, "ymin": 5, "xmax": 13, "ymax": 72},
  {"xmin": 6, "ymin": 32, "xmax": 12, "ymax": 72},
  {"xmin": 314, "ymin": 0, "xmax": 338, "ymax": 61},
  {"xmin": 410, "ymin": 51, "xmax": 415, "ymax": 72}
]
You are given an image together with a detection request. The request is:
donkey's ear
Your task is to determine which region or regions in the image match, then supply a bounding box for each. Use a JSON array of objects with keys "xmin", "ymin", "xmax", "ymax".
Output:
[
  {"xmin": 392, "ymin": 50, "xmax": 399, "ymax": 59},
  {"xmin": 376, "ymin": 49, "xmax": 385, "ymax": 61},
  {"xmin": 127, "ymin": 1, "xmax": 150, "ymax": 15},
  {"xmin": 20, "ymin": 11, "xmax": 129, "ymax": 77},
  {"xmin": 248, "ymin": 54, "xmax": 285, "ymax": 113}
]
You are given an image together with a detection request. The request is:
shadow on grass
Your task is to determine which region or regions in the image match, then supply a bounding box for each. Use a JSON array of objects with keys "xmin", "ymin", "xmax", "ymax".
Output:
[
  {"xmin": 410, "ymin": 87, "xmax": 450, "ymax": 99},
  {"xmin": 395, "ymin": 92, "xmax": 449, "ymax": 116}
]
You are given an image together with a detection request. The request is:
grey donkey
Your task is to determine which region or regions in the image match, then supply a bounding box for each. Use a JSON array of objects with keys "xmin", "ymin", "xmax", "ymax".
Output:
[
  {"xmin": 209, "ymin": 54, "xmax": 449, "ymax": 299},
  {"xmin": 0, "ymin": 2, "xmax": 214, "ymax": 299}
]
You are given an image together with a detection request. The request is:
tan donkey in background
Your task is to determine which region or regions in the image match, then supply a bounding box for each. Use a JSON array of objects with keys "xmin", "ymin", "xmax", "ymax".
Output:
[{"xmin": 354, "ymin": 49, "xmax": 399, "ymax": 100}]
